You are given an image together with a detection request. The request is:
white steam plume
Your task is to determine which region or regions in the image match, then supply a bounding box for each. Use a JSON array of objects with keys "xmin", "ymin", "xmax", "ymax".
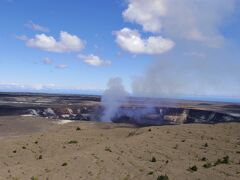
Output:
[
  {"xmin": 101, "ymin": 78, "xmax": 128, "ymax": 122},
  {"xmin": 131, "ymin": 47, "xmax": 240, "ymax": 100}
]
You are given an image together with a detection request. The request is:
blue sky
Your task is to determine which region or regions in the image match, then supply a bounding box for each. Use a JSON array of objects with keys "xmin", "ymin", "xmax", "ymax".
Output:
[{"xmin": 0, "ymin": 0, "xmax": 240, "ymax": 101}]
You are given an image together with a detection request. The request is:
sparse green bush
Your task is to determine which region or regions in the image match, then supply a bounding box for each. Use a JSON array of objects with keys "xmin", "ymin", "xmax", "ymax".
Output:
[
  {"xmin": 68, "ymin": 140, "xmax": 78, "ymax": 144},
  {"xmin": 214, "ymin": 155, "xmax": 230, "ymax": 166},
  {"xmin": 147, "ymin": 171, "xmax": 154, "ymax": 175},
  {"xmin": 62, "ymin": 162, "xmax": 67, "ymax": 166},
  {"xmin": 13, "ymin": 150, "xmax": 17, "ymax": 153},
  {"xmin": 203, "ymin": 162, "xmax": 212, "ymax": 168},
  {"xmin": 214, "ymin": 159, "xmax": 222, "ymax": 166},
  {"xmin": 201, "ymin": 157, "xmax": 207, "ymax": 161},
  {"xmin": 150, "ymin": 156, "xmax": 156, "ymax": 162},
  {"xmin": 38, "ymin": 155, "xmax": 42, "ymax": 160},
  {"xmin": 34, "ymin": 141, "xmax": 38, "ymax": 144},
  {"xmin": 222, "ymin": 155, "xmax": 229, "ymax": 164},
  {"xmin": 157, "ymin": 175, "xmax": 169, "ymax": 180},
  {"xmin": 76, "ymin": 127, "xmax": 81, "ymax": 131},
  {"xmin": 204, "ymin": 143, "xmax": 208, "ymax": 147},
  {"xmin": 105, "ymin": 146, "xmax": 112, "ymax": 152},
  {"xmin": 189, "ymin": 165, "xmax": 198, "ymax": 172}
]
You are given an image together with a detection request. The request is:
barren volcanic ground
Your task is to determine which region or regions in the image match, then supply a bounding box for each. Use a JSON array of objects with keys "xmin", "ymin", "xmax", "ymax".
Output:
[
  {"xmin": 0, "ymin": 116, "xmax": 240, "ymax": 180},
  {"xmin": 0, "ymin": 92, "xmax": 240, "ymax": 180}
]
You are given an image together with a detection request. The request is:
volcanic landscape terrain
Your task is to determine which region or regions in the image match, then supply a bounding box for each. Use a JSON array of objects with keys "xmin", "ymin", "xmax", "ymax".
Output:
[
  {"xmin": 0, "ymin": 92, "xmax": 240, "ymax": 180},
  {"xmin": 0, "ymin": 92, "xmax": 240, "ymax": 125}
]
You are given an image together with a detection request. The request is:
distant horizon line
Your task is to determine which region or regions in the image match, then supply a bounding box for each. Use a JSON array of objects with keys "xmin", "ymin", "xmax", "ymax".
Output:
[{"xmin": 0, "ymin": 90, "xmax": 240, "ymax": 104}]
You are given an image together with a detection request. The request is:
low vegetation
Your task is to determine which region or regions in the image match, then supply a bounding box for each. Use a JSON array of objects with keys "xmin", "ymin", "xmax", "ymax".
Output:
[
  {"xmin": 214, "ymin": 155, "xmax": 229, "ymax": 166},
  {"xmin": 68, "ymin": 140, "xmax": 78, "ymax": 144},
  {"xmin": 105, "ymin": 146, "xmax": 112, "ymax": 152},
  {"xmin": 147, "ymin": 171, "xmax": 154, "ymax": 175},
  {"xmin": 188, "ymin": 165, "xmax": 198, "ymax": 172},
  {"xmin": 157, "ymin": 175, "xmax": 169, "ymax": 180},
  {"xmin": 202, "ymin": 155, "xmax": 230, "ymax": 169},
  {"xmin": 62, "ymin": 162, "xmax": 68, "ymax": 166},
  {"xmin": 150, "ymin": 156, "xmax": 156, "ymax": 162},
  {"xmin": 203, "ymin": 162, "xmax": 212, "ymax": 168},
  {"xmin": 204, "ymin": 143, "xmax": 208, "ymax": 147},
  {"xmin": 38, "ymin": 155, "xmax": 42, "ymax": 160}
]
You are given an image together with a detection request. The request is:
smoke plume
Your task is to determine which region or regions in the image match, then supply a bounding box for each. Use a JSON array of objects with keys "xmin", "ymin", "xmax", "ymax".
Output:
[
  {"xmin": 101, "ymin": 77, "xmax": 128, "ymax": 122},
  {"xmin": 131, "ymin": 45, "xmax": 240, "ymax": 100}
]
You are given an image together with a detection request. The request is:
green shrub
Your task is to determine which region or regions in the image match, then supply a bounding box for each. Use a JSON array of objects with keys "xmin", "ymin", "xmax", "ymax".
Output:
[
  {"xmin": 222, "ymin": 155, "xmax": 229, "ymax": 164},
  {"xmin": 62, "ymin": 162, "xmax": 67, "ymax": 166},
  {"xmin": 38, "ymin": 155, "xmax": 42, "ymax": 160},
  {"xmin": 203, "ymin": 163, "xmax": 212, "ymax": 168},
  {"xmin": 214, "ymin": 155, "xmax": 230, "ymax": 166},
  {"xmin": 76, "ymin": 127, "xmax": 81, "ymax": 131},
  {"xmin": 68, "ymin": 140, "xmax": 78, "ymax": 144},
  {"xmin": 105, "ymin": 147, "xmax": 112, "ymax": 152},
  {"xmin": 157, "ymin": 175, "xmax": 169, "ymax": 180},
  {"xmin": 147, "ymin": 171, "xmax": 154, "ymax": 175},
  {"xmin": 214, "ymin": 159, "xmax": 222, "ymax": 166},
  {"xmin": 150, "ymin": 156, "xmax": 156, "ymax": 162},
  {"xmin": 189, "ymin": 165, "xmax": 198, "ymax": 172}
]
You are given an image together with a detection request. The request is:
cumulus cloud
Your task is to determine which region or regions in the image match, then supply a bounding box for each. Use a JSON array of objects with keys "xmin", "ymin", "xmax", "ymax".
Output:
[
  {"xmin": 115, "ymin": 28, "xmax": 174, "ymax": 54},
  {"xmin": 123, "ymin": 0, "xmax": 166, "ymax": 33},
  {"xmin": 123, "ymin": 0, "xmax": 235, "ymax": 47},
  {"xmin": 43, "ymin": 57, "xmax": 53, "ymax": 65},
  {"xmin": 78, "ymin": 54, "xmax": 111, "ymax": 66},
  {"xmin": 25, "ymin": 31, "xmax": 85, "ymax": 53},
  {"xmin": 55, "ymin": 64, "xmax": 68, "ymax": 69},
  {"xmin": 25, "ymin": 21, "xmax": 49, "ymax": 32}
]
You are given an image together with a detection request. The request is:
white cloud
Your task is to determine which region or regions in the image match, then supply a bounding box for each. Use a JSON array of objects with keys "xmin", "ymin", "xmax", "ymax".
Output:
[
  {"xmin": 123, "ymin": 0, "xmax": 166, "ymax": 33},
  {"xmin": 25, "ymin": 21, "xmax": 49, "ymax": 32},
  {"xmin": 25, "ymin": 31, "xmax": 85, "ymax": 53},
  {"xmin": 123, "ymin": 0, "xmax": 235, "ymax": 47},
  {"xmin": 78, "ymin": 54, "xmax": 111, "ymax": 66},
  {"xmin": 43, "ymin": 57, "xmax": 53, "ymax": 65},
  {"xmin": 115, "ymin": 28, "xmax": 174, "ymax": 54},
  {"xmin": 55, "ymin": 64, "xmax": 68, "ymax": 69}
]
